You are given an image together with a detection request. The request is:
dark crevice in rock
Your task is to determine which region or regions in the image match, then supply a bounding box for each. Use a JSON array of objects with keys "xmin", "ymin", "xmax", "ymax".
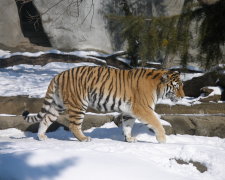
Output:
[{"xmin": 15, "ymin": 0, "xmax": 51, "ymax": 47}]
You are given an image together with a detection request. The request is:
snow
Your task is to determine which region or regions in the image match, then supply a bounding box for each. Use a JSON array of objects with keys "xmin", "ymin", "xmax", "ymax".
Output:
[
  {"xmin": 0, "ymin": 123, "xmax": 224, "ymax": 180},
  {"xmin": 0, "ymin": 62, "xmax": 97, "ymax": 98}
]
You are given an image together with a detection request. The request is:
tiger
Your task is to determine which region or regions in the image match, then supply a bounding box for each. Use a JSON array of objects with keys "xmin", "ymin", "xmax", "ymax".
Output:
[{"xmin": 22, "ymin": 66, "xmax": 185, "ymax": 143}]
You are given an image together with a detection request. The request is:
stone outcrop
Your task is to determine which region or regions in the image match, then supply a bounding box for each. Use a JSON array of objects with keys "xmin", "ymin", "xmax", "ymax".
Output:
[
  {"xmin": 33, "ymin": 0, "xmax": 113, "ymax": 52},
  {"xmin": 184, "ymin": 70, "xmax": 225, "ymax": 98},
  {"xmin": 32, "ymin": 0, "xmax": 184, "ymax": 52},
  {"xmin": 161, "ymin": 115, "xmax": 225, "ymax": 138},
  {"xmin": 0, "ymin": 0, "xmax": 27, "ymax": 48},
  {"xmin": 0, "ymin": 114, "xmax": 114, "ymax": 133}
]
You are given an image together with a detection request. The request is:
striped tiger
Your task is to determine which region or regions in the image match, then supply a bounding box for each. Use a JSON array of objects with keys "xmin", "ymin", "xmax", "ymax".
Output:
[{"xmin": 22, "ymin": 66, "xmax": 185, "ymax": 143}]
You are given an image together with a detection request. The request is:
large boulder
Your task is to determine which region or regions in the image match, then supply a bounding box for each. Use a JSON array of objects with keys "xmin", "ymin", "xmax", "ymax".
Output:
[
  {"xmin": 33, "ymin": 0, "xmax": 113, "ymax": 52},
  {"xmin": 184, "ymin": 72, "xmax": 218, "ymax": 97},
  {"xmin": 184, "ymin": 68, "xmax": 225, "ymax": 97},
  {"xmin": 0, "ymin": 0, "xmax": 27, "ymax": 48},
  {"xmin": 33, "ymin": 0, "xmax": 184, "ymax": 52}
]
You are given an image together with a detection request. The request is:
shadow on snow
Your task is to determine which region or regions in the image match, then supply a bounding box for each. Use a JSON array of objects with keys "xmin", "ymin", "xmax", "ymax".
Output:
[{"xmin": 0, "ymin": 142, "xmax": 77, "ymax": 180}]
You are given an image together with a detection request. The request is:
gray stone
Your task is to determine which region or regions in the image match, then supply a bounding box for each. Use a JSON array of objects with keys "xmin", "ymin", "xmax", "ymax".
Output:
[
  {"xmin": 0, "ymin": 0, "xmax": 27, "ymax": 47},
  {"xmin": 184, "ymin": 72, "xmax": 218, "ymax": 97},
  {"xmin": 33, "ymin": 0, "xmax": 184, "ymax": 53},
  {"xmin": 161, "ymin": 115, "xmax": 225, "ymax": 138},
  {"xmin": 0, "ymin": 114, "xmax": 114, "ymax": 133},
  {"xmin": 33, "ymin": 0, "xmax": 113, "ymax": 52}
]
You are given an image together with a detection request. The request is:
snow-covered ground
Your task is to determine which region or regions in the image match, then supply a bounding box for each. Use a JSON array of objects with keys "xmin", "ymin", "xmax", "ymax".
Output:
[
  {"xmin": 0, "ymin": 49, "xmax": 225, "ymax": 180},
  {"xmin": 1, "ymin": 122, "xmax": 225, "ymax": 180}
]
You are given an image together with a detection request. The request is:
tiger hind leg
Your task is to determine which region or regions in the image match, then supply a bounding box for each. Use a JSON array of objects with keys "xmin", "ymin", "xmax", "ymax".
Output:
[
  {"xmin": 67, "ymin": 107, "xmax": 91, "ymax": 142},
  {"xmin": 37, "ymin": 105, "xmax": 60, "ymax": 140},
  {"xmin": 122, "ymin": 115, "xmax": 136, "ymax": 143}
]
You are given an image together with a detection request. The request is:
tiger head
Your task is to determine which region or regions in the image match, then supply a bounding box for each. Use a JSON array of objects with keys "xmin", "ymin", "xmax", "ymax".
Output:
[{"xmin": 158, "ymin": 71, "xmax": 185, "ymax": 102}]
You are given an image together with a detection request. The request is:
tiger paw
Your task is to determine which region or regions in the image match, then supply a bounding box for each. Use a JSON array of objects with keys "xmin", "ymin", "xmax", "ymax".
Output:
[
  {"xmin": 156, "ymin": 135, "xmax": 166, "ymax": 144},
  {"xmin": 79, "ymin": 136, "xmax": 92, "ymax": 142},
  {"xmin": 38, "ymin": 134, "xmax": 48, "ymax": 141},
  {"xmin": 125, "ymin": 136, "xmax": 137, "ymax": 143}
]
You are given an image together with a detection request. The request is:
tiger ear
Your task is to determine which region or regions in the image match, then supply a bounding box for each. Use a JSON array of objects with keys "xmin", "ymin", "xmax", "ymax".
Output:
[{"xmin": 161, "ymin": 74, "xmax": 170, "ymax": 83}]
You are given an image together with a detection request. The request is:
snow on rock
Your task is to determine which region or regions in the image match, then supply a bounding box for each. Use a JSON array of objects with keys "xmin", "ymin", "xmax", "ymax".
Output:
[
  {"xmin": 0, "ymin": 49, "xmax": 103, "ymax": 59},
  {"xmin": 180, "ymin": 73, "xmax": 204, "ymax": 82},
  {"xmin": 0, "ymin": 123, "xmax": 225, "ymax": 180},
  {"xmin": 205, "ymin": 86, "xmax": 223, "ymax": 96}
]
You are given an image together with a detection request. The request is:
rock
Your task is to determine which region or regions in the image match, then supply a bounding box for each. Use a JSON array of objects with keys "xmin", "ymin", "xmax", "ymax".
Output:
[
  {"xmin": 0, "ymin": 114, "xmax": 114, "ymax": 133},
  {"xmin": 221, "ymin": 90, "xmax": 225, "ymax": 101},
  {"xmin": 0, "ymin": 0, "xmax": 27, "ymax": 47},
  {"xmin": 174, "ymin": 159, "xmax": 207, "ymax": 173},
  {"xmin": 156, "ymin": 103, "xmax": 225, "ymax": 114},
  {"xmin": 199, "ymin": 95, "xmax": 221, "ymax": 102},
  {"xmin": 161, "ymin": 115, "xmax": 225, "ymax": 138},
  {"xmin": 33, "ymin": 0, "xmax": 184, "ymax": 53},
  {"xmin": 0, "ymin": 96, "xmax": 43, "ymax": 115},
  {"xmin": 200, "ymin": 87, "xmax": 214, "ymax": 96},
  {"xmin": 161, "ymin": 115, "xmax": 196, "ymax": 135},
  {"xmin": 33, "ymin": 0, "xmax": 113, "ymax": 52},
  {"xmin": 0, "ymin": 115, "xmax": 63, "ymax": 133},
  {"xmin": 184, "ymin": 71, "xmax": 218, "ymax": 97}
]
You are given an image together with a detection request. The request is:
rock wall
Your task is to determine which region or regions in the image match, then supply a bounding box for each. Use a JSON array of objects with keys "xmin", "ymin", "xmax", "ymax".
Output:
[
  {"xmin": 0, "ymin": 0, "xmax": 27, "ymax": 48},
  {"xmin": 0, "ymin": 0, "xmax": 185, "ymax": 55},
  {"xmin": 33, "ymin": 0, "xmax": 113, "ymax": 52},
  {"xmin": 32, "ymin": 0, "xmax": 184, "ymax": 52}
]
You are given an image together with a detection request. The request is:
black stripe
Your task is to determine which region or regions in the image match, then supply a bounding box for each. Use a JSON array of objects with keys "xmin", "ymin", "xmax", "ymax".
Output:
[
  {"xmin": 133, "ymin": 69, "xmax": 140, "ymax": 77},
  {"xmin": 41, "ymin": 108, "xmax": 47, "ymax": 113},
  {"xmin": 69, "ymin": 115, "xmax": 83, "ymax": 120},
  {"xmin": 118, "ymin": 98, "xmax": 122, "ymax": 111},
  {"xmin": 146, "ymin": 69, "xmax": 155, "ymax": 77},
  {"xmin": 70, "ymin": 110, "xmax": 85, "ymax": 115},
  {"xmin": 118, "ymin": 70, "xmax": 122, "ymax": 94},
  {"xmin": 96, "ymin": 67, "xmax": 103, "ymax": 83},
  {"xmin": 141, "ymin": 69, "xmax": 147, "ymax": 77},
  {"xmin": 37, "ymin": 113, "xmax": 42, "ymax": 119},
  {"xmin": 152, "ymin": 73, "xmax": 160, "ymax": 79},
  {"xmin": 92, "ymin": 93, "xmax": 97, "ymax": 104},
  {"xmin": 103, "ymin": 85, "xmax": 113, "ymax": 112},
  {"xmin": 137, "ymin": 69, "xmax": 144, "ymax": 82},
  {"xmin": 49, "ymin": 119, "xmax": 55, "ymax": 123},
  {"xmin": 111, "ymin": 89, "xmax": 117, "ymax": 111},
  {"xmin": 44, "ymin": 100, "xmax": 51, "ymax": 106}
]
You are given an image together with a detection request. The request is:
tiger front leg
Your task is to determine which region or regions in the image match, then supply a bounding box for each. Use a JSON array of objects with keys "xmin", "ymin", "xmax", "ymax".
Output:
[
  {"xmin": 132, "ymin": 106, "xmax": 166, "ymax": 143},
  {"xmin": 69, "ymin": 121, "xmax": 91, "ymax": 142},
  {"xmin": 122, "ymin": 115, "xmax": 137, "ymax": 143}
]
